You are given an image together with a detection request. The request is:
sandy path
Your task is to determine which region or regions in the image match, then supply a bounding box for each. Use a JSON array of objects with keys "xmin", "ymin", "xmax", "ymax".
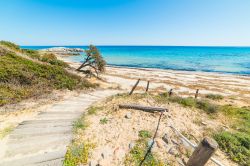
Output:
[{"xmin": 0, "ymin": 89, "xmax": 120, "ymax": 166}]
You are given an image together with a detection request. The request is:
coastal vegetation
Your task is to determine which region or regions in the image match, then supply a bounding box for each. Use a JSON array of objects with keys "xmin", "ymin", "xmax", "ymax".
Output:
[
  {"xmin": 0, "ymin": 125, "xmax": 14, "ymax": 139},
  {"xmin": 76, "ymin": 45, "xmax": 106, "ymax": 77},
  {"xmin": 40, "ymin": 53, "xmax": 69, "ymax": 67},
  {"xmin": 64, "ymin": 107, "xmax": 95, "ymax": 165},
  {"xmin": 125, "ymin": 129, "xmax": 164, "ymax": 166},
  {"xmin": 155, "ymin": 93, "xmax": 250, "ymax": 165},
  {"xmin": 205, "ymin": 94, "xmax": 224, "ymax": 100},
  {"xmin": 0, "ymin": 41, "xmax": 96, "ymax": 106}
]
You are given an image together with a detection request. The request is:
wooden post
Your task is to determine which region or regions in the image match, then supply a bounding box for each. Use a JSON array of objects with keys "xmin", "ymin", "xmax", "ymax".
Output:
[
  {"xmin": 129, "ymin": 79, "xmax": 140, "ymax": 95},
  {"xmin": 195, "ymin": 89, "xmax": 199, "ymax": 99},
  {"xmin": 168, "ymin": 89, "xmax": 173, "ymax": 97},
  {"xmin": 146, "ymin": 81, "xmax": 150, "ymax": 92},
  {"xmin": 187, "ymin": 137, "xmax": 218, "ymax": 166}
]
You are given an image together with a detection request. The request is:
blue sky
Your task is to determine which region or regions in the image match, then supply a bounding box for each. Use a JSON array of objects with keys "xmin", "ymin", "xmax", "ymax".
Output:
[{"xmin": 0, "ymin": 0, "xmax": 250, "ymax": 46}]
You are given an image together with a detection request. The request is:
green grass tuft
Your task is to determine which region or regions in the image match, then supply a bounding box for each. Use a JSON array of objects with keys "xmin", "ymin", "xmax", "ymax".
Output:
[
  {"xmin": 99, "ymin": 117, "xmax": 108, "ymax": 124},
  {"xmin": 196, "ymin": 100, "xmax": 219, "ymax": 114},
  {"xmin": 0, "ymin": 125, "xmax": 14, "ymax": 139},
  {"xmin": 124, "ymin": 138, "xmax": 164, "ymax": 166},
  {"xmin": 73, "ymin": 115, "xmax": 89, "ymax": 133},
  {"xmin": 138, "ymin": 130, "xmax": 152, "ymax": 138},
  {"xmin": 169, "ymin": 96, "xmax": 197, "ymax": 107},
  {"xmin": 87, "ymin": 106, "xmax": 99, "ymax": 115},
  {"xmin": 64, "ymin": 142, "xmax": 95, "ymax": 166},
  {"xmin": 205, "ymin": 94, "xmax": 224, "ymax": 100}
]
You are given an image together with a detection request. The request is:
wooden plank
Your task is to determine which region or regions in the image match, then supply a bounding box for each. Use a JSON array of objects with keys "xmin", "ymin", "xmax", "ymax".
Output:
[{"xmin": 119, "ymin": 104, "xmax": 167, "ymax": 113}]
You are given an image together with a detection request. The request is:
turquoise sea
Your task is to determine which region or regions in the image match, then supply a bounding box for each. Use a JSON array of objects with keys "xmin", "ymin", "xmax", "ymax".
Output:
[{"xmin": 22, "ymin": 46, "xmax": 250, "ymax": 75}]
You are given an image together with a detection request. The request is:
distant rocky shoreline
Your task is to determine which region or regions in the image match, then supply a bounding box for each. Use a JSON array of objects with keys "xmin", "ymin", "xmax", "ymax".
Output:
[{"xmin": 40, "ymin": 47, "xmax": 84, "ymax": 56}]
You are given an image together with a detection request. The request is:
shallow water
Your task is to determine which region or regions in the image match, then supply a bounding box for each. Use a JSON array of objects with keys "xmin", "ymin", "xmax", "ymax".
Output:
[{"xmin": 22, "ymin": 46, "xmax": 250, "ymax": 75}]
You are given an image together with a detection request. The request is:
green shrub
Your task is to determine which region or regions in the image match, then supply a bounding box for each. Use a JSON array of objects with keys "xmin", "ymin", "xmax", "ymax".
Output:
[
  {"xmin": 205, "ymin": 94, "xmax": 224, "ymax": 100},
  {"xmin": 196, "ymin": 100, "xmax": 219, "ymax": 114},
  {"xmin": 168, "ymin": 96, "xmax": 196, "ymax": 107},
  {"xmin": 0, "ymin": 125, "xmax": 14, "ymax": 139},
  {"xmin": 73, "ymin": 116, "xmax": 89, "ymax": 133},
  {"xmin": 220, "ymin": 105, "xmax": 250, "ymax": 133},
  {"xmin": 87, "ymin": 107, "xmax": 97, "ymax": 115},
  {"xmin": 41, "ymin": 53, "xmax": 68, "ymax": 67},
  {"xmin": 0, "ymin": 53, "xmax": 95, "ymax": 106},
  {"xmin": 139, "ymin": 130, "xmax": 152, "ymax": 138},
  {"xmin": 167, "ymin": 96, "xmax": 219, "ymax": 114},
  {"xmin": 0, "ymin": 41, "xmax": 20, "ymax": 50},
  {"xmin": 214, "ymin": 131, "xmax": 250, "ymax": 165},
  {"xmin": 22, "ymin": 49, "xmax": 40, "ymax": 59},
  {"xmin": 124, "ymin": 138, "xmax": 164, "ymax": 166},
  {"xmin": 64, "ymin": 142, "xmax": 95, "ymax": 166},
  {"xmin": 99, "ymin": 117, "xmax": 108, "ymax": 124}
]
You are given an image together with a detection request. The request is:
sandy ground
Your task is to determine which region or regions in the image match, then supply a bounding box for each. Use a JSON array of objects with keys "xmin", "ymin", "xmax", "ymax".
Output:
[
  {"xmin": 64, "ymin": 58, "xmax": 250, "ymax": 107},
  {"xmin": 78, "ymin": 94, "xmax": 236, "ymax": 166}
]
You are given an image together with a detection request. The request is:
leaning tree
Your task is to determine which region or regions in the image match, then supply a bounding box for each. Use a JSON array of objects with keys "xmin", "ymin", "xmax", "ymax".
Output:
[{"xmin": 76, "ymin": 45, "xmax": 106, "ymax": 77}]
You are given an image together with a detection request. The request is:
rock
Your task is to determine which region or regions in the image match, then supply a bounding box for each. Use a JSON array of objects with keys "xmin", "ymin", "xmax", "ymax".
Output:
[
  {"xmin": 201, "ymin": 121, "xmax": 208, "ymax": 125},
  {"xmin": 101, "ymin": 147, "xmax": 112, "ymax": 159},
  {"xmin": 40, "ymin": 47, "xmax": 84, "ymax": 56},
  {"xmin": 129, "ymin": 142, "xmax": 135, "ymax": 149},
  {"xmin": 148, "ymin": 139, "xmax": 154, "ymax": 147},
  {"xmin": 89, "ymin": 160, "xmax": 98, "ymax": 166},
  {"xmin": 162, "ymin": 133, "xmax": 169, "ymax": 144},
  {"xmin": 98, "ymin": 159, "xmax": 109, "ymax": 166},
  {"xmin": 114, "ymin": 147, "xmax": 126, "ymax": 159},
  {"xmin": 178, "ymin": 146, "xmax": 187, "ymax": 154},
  {"xmin": 125, "ymin": 112, "xmax": 132, "ymax": 119},
  {"xmin": 155, "ymin": 138, "xmax": 164, "ymax": 148},
  {"xmin": 176, "ymin": 158, "xmax": 185, "ymax": 166},
  {"xmin": 168, "ymin": 146, "xmax": 179, "ymax": 156}
]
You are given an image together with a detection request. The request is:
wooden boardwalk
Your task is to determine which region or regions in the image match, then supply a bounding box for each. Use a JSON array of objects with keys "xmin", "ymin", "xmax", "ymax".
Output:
[{"xmin": 0, "ymin": 90, "xmax": 119, "ymax": 166}]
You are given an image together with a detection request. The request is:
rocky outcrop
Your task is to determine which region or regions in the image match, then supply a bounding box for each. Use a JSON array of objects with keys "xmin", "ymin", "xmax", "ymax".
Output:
[{"xmin": 40, "ymin": 47, "xmax": 84, "ymax": 56}]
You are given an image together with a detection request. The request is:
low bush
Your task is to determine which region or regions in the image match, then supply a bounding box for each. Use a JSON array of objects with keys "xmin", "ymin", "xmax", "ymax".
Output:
[
  {"xmin": 214, "ymin": 131, "xmax": 250, "ymax": 165},
  {"xmin": 99, "ymin": 117, "xmax": 108, "ymax": 124},
  {"xmin": 22, "ymin": 49, "xmax": 41, "ymax": 59},
  {"xmin": 196, "ymin": 100, "xmax": 219, "ymax": 114},
  {"xmin": 41, "ymin": 53, "xmax": 69, "ymax": 67},
  {"xmin": 124, "ymin": 138, "xmax": 164, "ymax": 166},
  {"xmin": 220, "ymin": 105, "xmax": 250, "ymax": 133},
  {"xmin": 64, "ymin": 142, "xmax": 95, "ymax": 166},
  {"xmin": 0, "ymin": 41, "xmax": 20, "ymax": 50},
  {"xmin": 158, "ymin": 94, "xmax": 219, "ymax": 114},
  {"xmin": 205, "ymin": 94, "xmax": 224, "ymax": 100},
  {"xmin": 0, "ymin": 53, "xmax": 95, "ymax": 106},
  {"xmin": 139, "ymin": 130, "xmax": 152, "ymax": 138},
  {"xmin": 168, "ymin": 96, "xmax": 197, "ymax": 107}
]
